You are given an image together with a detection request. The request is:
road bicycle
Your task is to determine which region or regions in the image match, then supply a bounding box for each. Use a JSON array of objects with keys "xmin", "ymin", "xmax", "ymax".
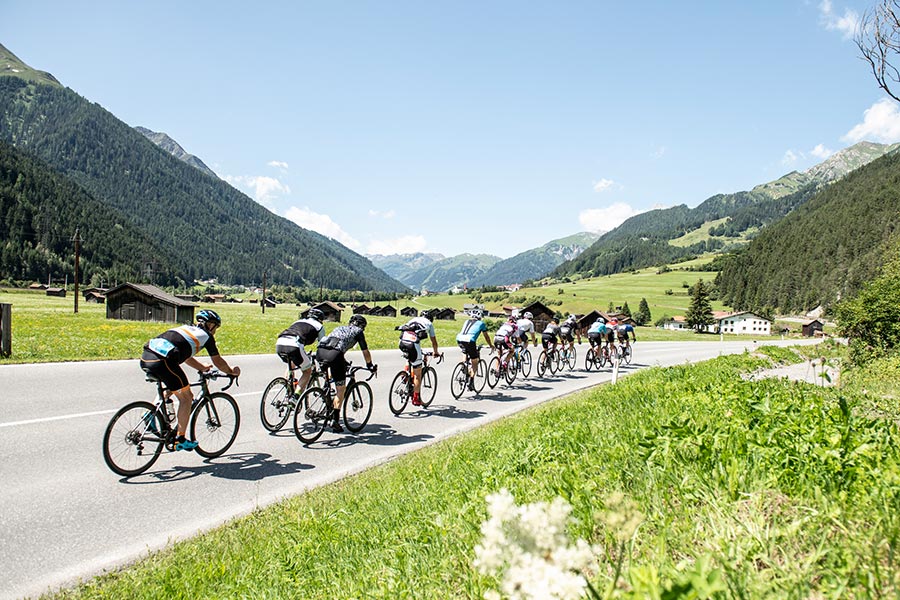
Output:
[
  {"xmin": 585, "ymin": 342, "xmax": 611, "ymax": 371},
  {"xmin": 102, "ymin": 370, "xmax": 240, "ymax": 477},
  {"xmin": 259, "ymin": 362, "xmax": 323, "ymax": 432},
  {"xmin": 389, "ymin": 351, "xmax": 442, "ymax": 415},
  {"xmin": 512, "ymin": 344, "xmax": 533, "ymax": 378},
  {"xmin": 293, "ymin": 363, "xmax": 376, "ymax": 445},
  {"xmin": 486, "ymin": 351, "xmax": 517, "ymax": 388},
  {"xmin": 618, "ymin": 340, "xmax": 633, "ymax": 365},
  {"xmin": 536, "ymin": 345, "xmax": 559, "ymax": 377},
  {"xmin": 557, "ymin": 344, "xmax": 577, "ymax": 371},
  {"xmin": 450, "ymin": 346, "xmax": 489, "ymax": 398}
]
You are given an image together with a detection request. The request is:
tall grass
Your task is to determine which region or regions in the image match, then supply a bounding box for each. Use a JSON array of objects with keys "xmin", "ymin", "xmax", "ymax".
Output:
[{"xmin": 49, "ymin": 350, "xmax": 900, "ymax": 599}]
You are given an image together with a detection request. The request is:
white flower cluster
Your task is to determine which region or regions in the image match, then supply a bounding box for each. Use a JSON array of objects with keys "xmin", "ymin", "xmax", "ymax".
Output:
[{"xmin": 474, "ymin": 489, "xmax": 598, "ymax": 600}]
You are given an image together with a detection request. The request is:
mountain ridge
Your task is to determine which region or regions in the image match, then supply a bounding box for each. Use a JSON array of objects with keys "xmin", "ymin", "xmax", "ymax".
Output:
[{"xmin": 134, "ymin": 126, "xmax": 218, "ymax": 179}]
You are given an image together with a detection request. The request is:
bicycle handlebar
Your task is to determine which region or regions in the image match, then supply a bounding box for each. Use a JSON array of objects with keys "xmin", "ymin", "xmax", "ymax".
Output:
[{"xmin": 201, "ymin": 369, "xmax": 240, "ymax": 391}]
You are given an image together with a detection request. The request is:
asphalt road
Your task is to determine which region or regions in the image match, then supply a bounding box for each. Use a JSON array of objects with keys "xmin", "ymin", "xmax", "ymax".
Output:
[{"xmin": 0, "ymin": 338, "xmax": 817, "ymax": 599}]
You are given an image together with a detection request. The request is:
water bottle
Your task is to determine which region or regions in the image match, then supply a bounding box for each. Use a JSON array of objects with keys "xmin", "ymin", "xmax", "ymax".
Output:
[{"xmin": 165, "ymin": 397, "xmax": 176, "ymax": 422}]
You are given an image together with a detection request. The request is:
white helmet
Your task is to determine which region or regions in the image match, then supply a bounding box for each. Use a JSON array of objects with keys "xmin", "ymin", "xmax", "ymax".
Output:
[
  {"xmin": 470, "ymin": 308, "xmax": 483, "ymax": 319},
  {"xmin": 523, "ymin": 312, "xmax": 533, "ymax": 320}
]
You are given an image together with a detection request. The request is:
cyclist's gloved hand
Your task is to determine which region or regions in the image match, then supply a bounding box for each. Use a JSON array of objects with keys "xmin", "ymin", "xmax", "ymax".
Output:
[{"xmin": 367, "ymin": 362, "xmax": 377, "ymax": 374}]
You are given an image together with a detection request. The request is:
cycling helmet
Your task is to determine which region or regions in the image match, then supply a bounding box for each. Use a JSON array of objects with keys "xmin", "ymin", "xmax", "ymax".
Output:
[
  {"xmin": 595, "ymin": 316, "xmax": 606, "ymax": 324},
  {"xmin": 349, "ymin": 314, "xmax": 367, "ymax": 329},
  {"xmin": 307, "ymin": 308, "xmax": 325, "ymax": 322},
  {"xmin": 566, "ymin": 314, "xmax": 576, "ymax": 322},
  {"xmin": 523, "ymin": 312, "xmax": 533, "ymax": 320},
  {"xmin": 196, "ymin": 309, "xmax": 221, "ymax": 326},
  {"xmin": 508, "ymin": 316, "xmax": 516, "ymax": 323},
  {"xmin": 470, "ymin": 308, "xmax": 483, "ymax": 319}
]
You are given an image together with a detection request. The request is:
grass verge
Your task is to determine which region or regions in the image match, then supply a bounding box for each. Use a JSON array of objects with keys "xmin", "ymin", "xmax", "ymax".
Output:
[{"xmin": 48, "ymin": 348, "xmax": 900, "ymax": 599}]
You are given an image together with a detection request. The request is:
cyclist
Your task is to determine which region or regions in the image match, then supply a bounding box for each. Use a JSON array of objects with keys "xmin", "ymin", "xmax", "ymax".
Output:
[
  {"xmin": 139, "ymin": 309, "xmax": 241, "ymax": 451},
  {"xmin": 275, "ymin": 307, "xmax": 327, "ymax": 398},
  {"xmin": 541, "ymin": 317, "xmax": 561, "ymax": 360},
  {"xmin": 493, "ymin": 316, "xmax": 518, "ymax": 368},
  {"xmin": 606, "ymin": 319, "xmax": 619, "ymax": 357},
  {"xmin": 315, "ymin": 314, "xmax": 377, "ymax": 433},
  {"xmin": 456, "ymin": 308, "xmax": 494, "ymax": 390},
  {"xmin": 616, "ymin": 320, "xmax": 637, "ymax": 347},
  {"xmin": 559, "ymin": 314, "xmax": 578, "ymax": 356},
  {"xmin": 397, "ymin": 314, "xmax": 443, "ymax": 406},
  {"xmin": 586, "ymin": 316, "xmax": 609, "ymax": 350},
  {"xmin": 515, "ymin": 311, "xmax": 538, "ymax": 349}
]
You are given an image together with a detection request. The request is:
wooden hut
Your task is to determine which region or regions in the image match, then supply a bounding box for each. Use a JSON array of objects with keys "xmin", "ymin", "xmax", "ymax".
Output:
[
  {"xmin": 46, "ymin": 287, "xmax": 66, "ymax": 298},
  {"xmin": 802, "ymin": 319, "xmax": 824, "ymax": 337},
  {"xmin": 106, "ymin": 283, "xmax": 196, "ymax": 323},
  {"xmin": 400, "ymin": 306, "xmax": 418, "ymax": 318},
  {"xmin": 301, "ymin": 301, "xmax": 343, "ymax": 322}
]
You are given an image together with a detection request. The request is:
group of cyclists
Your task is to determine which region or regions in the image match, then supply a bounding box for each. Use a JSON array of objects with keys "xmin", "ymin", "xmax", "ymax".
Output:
[{"xmin": 139, "ymin": 306, "xmax": 637, "ymax": 449}]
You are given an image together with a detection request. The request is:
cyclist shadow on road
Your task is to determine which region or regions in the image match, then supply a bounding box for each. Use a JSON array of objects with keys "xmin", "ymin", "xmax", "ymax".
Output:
[
  {"xmin": 317, "ymin": 423, "xmax": 435, "ymax": 449},
  {"xmin": 393, "ymin": 404, "xmax": 486, "ymax": 420},
  {"xmin": 119, "ymin": 452, "xmax": 314, "ymax": 484}
]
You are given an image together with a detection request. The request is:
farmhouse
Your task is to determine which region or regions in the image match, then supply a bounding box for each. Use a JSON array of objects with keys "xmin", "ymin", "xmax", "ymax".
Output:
[
  {"xmin": 660, "ymin": 316, "xmax": 690, "ymax": 331},
  {"xmin": 106, "ymin": 283, "xmax": 196, "ymax": 323},
  {"xmin": 802, "ymin": 319, "xmax": 824, "ymax": 337},
  {"xmin": 717, "ymin": 312, "xmax": 772, "ymax": 335}
]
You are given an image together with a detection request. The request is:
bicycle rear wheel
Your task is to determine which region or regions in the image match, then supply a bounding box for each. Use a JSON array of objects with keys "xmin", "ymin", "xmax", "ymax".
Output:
[
  {"xmin": 623, "ymin": 345, "xmax": 633, "ymax": 364},
  {"xmin": 450, "ymin": 362, "xmax": 468, "ymax": 399},
  {"xmin": 389, "ymin": 371, "xmax": 411, "ymax": 415},
  {"xmin": 566, "ymin": 346, "xmax": 577, "ymax": 370},
  {"xmin": 520, "ymin": 350, "xmax": 532, "ymax": 378},
  {"xmin": 343, "ymin": 381, "xmax": 373, "ymax": 432},
  {"xmin": 294, "ymin": 387, "xmax": 329, "ymax": 444},
  {"xmin": 103, "ymin": 401, "xmax": 165, "ymax": 477},
  {"xmin": 473, "ymin": 359, "xmax": 487, "ymax": 393},
  {"xmin": 420, "ymin": 366, "xmax": 438, "ymax": 407},
  {"xmin": 487, "ymin": 356, "xmax": 501, "ymax": 389},
  {"xmin": 191, "ymin": 392, "xmax": 240, "ymax": 458},
  {"xmin": 537, "ymin": 351, "xmax": 548, "ymax": 377},
  {"xmin": 504, "ymin": 359, "xmax": 517, "ymax": 384},
  {"xmin": 585, "ymin": 348, "xmax": 596, "ymax": 372},
  {"xmin": 260, "ymin": 377, "xmax": 293, "ymax": 432}
]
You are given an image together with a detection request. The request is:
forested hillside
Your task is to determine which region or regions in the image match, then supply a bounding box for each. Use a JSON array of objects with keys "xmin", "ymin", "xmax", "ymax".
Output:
[
  {"xmin": 0, "ymin": 141, "xmax": 174, "ymax": 284},
  {"xmin": 470, "ymin": 232, "xmax": 599, "ymax": 286},
  {"xmin": 716, "ymin": 150, "xmax": 900, "ymax": 313},
  {"xmin": 401, "ymin": 253, "xmax": 500, "ymax": 292},
  {"xmin": 0, "ymin": 76, "xmax": 406, "ymax": 291},
  {"xmin": 554, "ymin": 142, "xmax": 897, "ymax": 278}
]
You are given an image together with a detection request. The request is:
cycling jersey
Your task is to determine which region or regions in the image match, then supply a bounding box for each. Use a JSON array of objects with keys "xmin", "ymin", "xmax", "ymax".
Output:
[
  {"xmin": 318, "ymin": 325, "xmax": 368, "ymax": 354},
  {"xmin": 146, "ymin": 324, "xmax": 219, "ymax": 360},
  {"xmin": 398, "ymin": 316, "xmax": 435, "ymax": 344},
  {"xmin": 542, "ymin": 323, "xmax": 560, "ymax": 338},
  {"xmin": 276, "ymin": 318, "xmax": 325, "ymax": 348},
  {"xmin": 456, "ymin": 318, "xmax": 487, "ymax": 343},
  {"xmin": 496, "ymin": 322, "xmax": 517, "ymax": 338},
  {"xmin": 515, "ymin": 318, "xmax": 534, "ymax": 334},
  {"xmin": 587, "ymin": 321, "xmax": 608, "ymax": 335}
]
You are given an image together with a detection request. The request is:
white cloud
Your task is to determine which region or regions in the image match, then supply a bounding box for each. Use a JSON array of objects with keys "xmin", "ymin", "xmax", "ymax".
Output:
[
  {"xmin": 651, "ymin": 145, "xmax": 666, "ymax": 159},
  {"xmin": 578, "ymin": 202, "xmax": 643, "ymax": 233},
  {"xmin": 366, "ymin": 235, "xmax": 427, "ymax": 256},
  {"xmin": 843, "ymin": 98, "xmax": 900, "ymax": 143},
  {"xmin": 810, "ymin": 143, "xmax": 834, "ymax": 159},
  {"xmin": 782, "ymin": 150, "xmax": 801, "ymax": 166},
  {"xmin": 223, "ymin": 174, "xmax": 290, "ymax": 204},
  {"xmin": 284, "ymin": 206, "xmax": 361, "ymax": 250},
  {"xmin": 368, "ymin": 209, "xmax": 396, "ymax": 219},
  {"xmin": 268, "ymin": 160, "xmax": 289, "ymax": 169},
  {"xmin": 592, "ymin": 178, "xmax": 616, "ymax": 193},
  {"xmin": 819, "ymin": 0, "xmax": 860, "ymax": 39}
]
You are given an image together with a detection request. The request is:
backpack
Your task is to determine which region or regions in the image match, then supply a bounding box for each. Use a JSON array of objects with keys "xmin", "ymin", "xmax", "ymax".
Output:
[{"xmin": 398, "ymin": 321, "xmax": 429, "ymax": 341}]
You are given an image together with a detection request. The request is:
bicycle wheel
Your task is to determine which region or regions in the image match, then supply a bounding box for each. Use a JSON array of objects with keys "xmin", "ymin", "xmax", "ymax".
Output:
[
  {"xmin": 537, "ymin": 351, "xmax": 548, "ymax": 377},
  {"xmin": 389, "ymin": 371, "xmax": 411, "ymax": 415},
  {"xmin": 103, "ymin": 401, "xmax": 165, "ymax": 477},
  {"xmin": 504, "ymin": 359, "xmax": 517, "ymax": 384},
  {"xmin": 450, "ymin": 362, "xmax": 468, "ymax": 399},
  {"xmin": 260, "ymin": 377, "xmax": 293, "ymax": 432},
  {"xmin": 420, "ymin": 366, "xmax": 438, "ymax": 407},
  {"xmin": 623, "ymin": 345, "xmax": 633, "ymax": 365},
  {"xmin": 566, "ymin": 346, "xmax": 577, "ymax": 370},
  {"xmin": 520, "ymin": 350, "xmax": 532, "ymax": 378},
  {"xmin": 585, "ymin": 348, "xmax": 596, "ymax": 372},
  {"xmin": 473, "ymin": 359, "xmax": 487, "ymax": 393},
  {"xmin": 486, "ymin": 356, "xmax": 501, "ymax": 389},
  {"xmin": 343, "ymin": 381, "xmax": 373, "ymax": 432},
  {"xmin": 294, "ymin": 387, "xmax": 329, "ymax": 444},
  {"xmin": 191, "ymin": 392, "xmax": 240, "ymax": 458}
]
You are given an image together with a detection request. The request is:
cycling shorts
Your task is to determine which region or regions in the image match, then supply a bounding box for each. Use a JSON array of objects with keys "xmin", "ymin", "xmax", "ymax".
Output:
[
  {"xmin": 541, "ymin": 333, "xmax": 557, "ymax": 350},
  {"xmin": 399, "ymin": 339, "xmax": 424, "ymax": 368},
  {"xmin": 458, "ymin": 340, "xmax": 480, "ymax": 360},
  {"xmin": 276, "ymin": 344, "xmax": 313, "ymax": 371},
  {"xmin": 494, "ymin": 336, "xmax": 512, "ymax": 351},
  {"xmin": 316, "ymin": 346, "xmax": 348, "ymax": 386},
  {"xmin": 140, "ymin": 348, "xmax": 190, "ymax": 392},
  {"xmin": 587, "ymin": 333, "xmax": 604, "ymax": 348}
]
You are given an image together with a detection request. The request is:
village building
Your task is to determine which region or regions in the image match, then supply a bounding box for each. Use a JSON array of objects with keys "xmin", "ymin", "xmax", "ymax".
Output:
[
  {"xmin": 106, "ymin": 283, "xmax": 196, "ymax": 323},
  {"xmin": 202, "ymin": 293, "xmax": 226, "ymax": 303},
  {"xmin": 301, "ymin": 301, "xmax": 343, "ymax": 322},
  {"xmin": 802, "ymin": 319, "xmax": 825, "ymax": 337},
  {"xmin": 46, "ymin": 287, "xmax": 66, "ymax": 298},
  {"xmin": 717, "ymin": 312, "xmax": 772, "ymax": 335},
  {"xmin": 352, "ymin": 304, "xmax": 371, "ymax": 315},
  {"xmin": 400, "ymin": 306, "xmax": 419, "ymax": 318}
]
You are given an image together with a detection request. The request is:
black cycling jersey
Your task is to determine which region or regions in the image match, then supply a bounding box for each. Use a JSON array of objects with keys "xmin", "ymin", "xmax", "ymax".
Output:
[
  {"xmin": 318, "ymin": 325, "xmax": 368, "ymax": 353},
  {"xmin": 278, "ymin": 318, "xmax": 324, "ymax": 345}
]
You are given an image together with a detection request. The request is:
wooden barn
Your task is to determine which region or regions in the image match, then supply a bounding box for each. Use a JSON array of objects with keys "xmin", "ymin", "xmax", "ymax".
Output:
[
  {"xmin": 106, "ymin": 283, "xmax": 196, "ymax": 323},
  {"xmin": 301, "ymin": 301, "xmax": 343, "ymax": 322},
  {"xmin": 46, "ymin": 287, "xmax": 66, "ymax": 298},
  {"xmin": 84, "ymin": 291, "xmax": 106, "ymax": 304},
  {"xmin": 400, "ymin": 306, "xmax": 418, "ymax": 318},
  {"xmin": 521, "ymin": 300, "xmax": 556, "ymax": 332},
  {"xmin": 378, "ymin": 305, "xmax": 397, "ymax": 318},
  {"xmin": 352, "ymin": 304, "xmax": 371, "ymax": 315},
  {"xmin": 802, "ymin": 319, "xmax": 824, "ymax": 337}
]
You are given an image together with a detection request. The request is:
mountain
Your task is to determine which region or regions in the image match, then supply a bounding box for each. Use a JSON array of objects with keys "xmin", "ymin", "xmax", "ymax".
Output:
[
  {"xmin": 367, "ymin": 252, "xmax": 446, "ymax": 281},
  {"xmin": 399, "ymin": 253, "xmax": 501, "ymax": 292},
  {"xmin": 715, "ymin": 149, "xmax": 900, "ymax": 313},
  {"xmin": 554, "ymin": 142, "xmax": 899, "ymax": 279},
  {"xmin": 0, "ymin": 54, "xmax": 406, "ymax": 292},
  {"xmin": 0, "ymin": 43, "xmax": 60, "ymax": 87},
  {"xmin": 134, "ymin": 126, "xmax": 218, "ymax": 179},
  {"xmin": 470, "ymin": 232, "xmax": 600, "ymax": 286}
]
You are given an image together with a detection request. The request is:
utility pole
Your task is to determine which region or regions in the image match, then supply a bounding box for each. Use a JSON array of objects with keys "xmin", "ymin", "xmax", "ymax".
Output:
[
  {"xmin": 262, "ymin": 270, "xmax": 267, "ymax": 314},
  {"xmin": 72, "ymin": 228, "xmax": 82, "ymax": 314}
]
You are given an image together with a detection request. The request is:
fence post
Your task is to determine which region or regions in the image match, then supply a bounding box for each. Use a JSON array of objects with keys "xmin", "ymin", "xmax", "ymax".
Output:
[{"xmin": 0, "ymin": 303, "xmax": 10, "ymax": 358}]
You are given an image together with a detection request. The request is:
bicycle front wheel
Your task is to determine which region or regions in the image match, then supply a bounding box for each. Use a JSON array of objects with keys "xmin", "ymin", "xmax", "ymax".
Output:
[
  {"xmin": 623, "ymin": 345, "xmax": 633, "ymax": 365},
  {"xmin": 103, "ymin": 401, "xmax": 165, "ymax": 477},
  {"xmin": 537, "ymin": 351, "xmax": 548, "ymax": 377},
  {"xmin": 294, "ymin": 387, "xmax": 329, "ymax": 444},
  {"xmin": 389, "ymin": 371, "xmax": 411, "ymax": 415},
  {"xmin": 566, "ymin": 346, "xmax": 577, "ymax": 370},
  {"xmin": 504, "ymin": 359, "xmax": 517, "ymax": 384},
  {"xmin": 486, "ymin": 356, "xmax": 501, "ymax": 389},
  {"xmin": 260, "ymin": 377, "xmax": 293, "ymax": 432},
  {"xmin": 343, "ymin": 381, "xmax": 373, "ymax": 432},
  {"xmin": 450, "ymin": 362, "xmax": 467, "ymax": 399},
  {"xmin": 473, "ymin": 359, "xmax": 487, "ymax": 393},
  {"xmin": 191, "ymin": 393, "xmax": 240, "ymax": 458},
  {"xmin": 585, "ymin": 348, "xmax": 596, "ymax": 372},
  {"xmin": 420, "ymin": 366, "xmax": 438, "ymax": 407}
]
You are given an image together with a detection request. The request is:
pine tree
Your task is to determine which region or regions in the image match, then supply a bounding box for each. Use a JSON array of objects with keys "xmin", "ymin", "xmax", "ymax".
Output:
[
  {"xmin": 686, "ymin": 279, "xmax": 715, "ymax": 333},
  {"xmin": 621, "ymin": 301, "xmax": 632, "ymax": 318},
  {"xmin": 634, "ymin": 297, "xmax": 651, "ymax": 326}
]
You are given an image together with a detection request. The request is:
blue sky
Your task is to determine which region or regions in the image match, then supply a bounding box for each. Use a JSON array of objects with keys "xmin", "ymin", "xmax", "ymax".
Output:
[{"xmin": 2, "ymin": 1, "xmax": 897, "ymax": 259}]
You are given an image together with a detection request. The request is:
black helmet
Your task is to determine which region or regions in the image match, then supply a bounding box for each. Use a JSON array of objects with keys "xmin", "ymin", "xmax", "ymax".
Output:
[
  {"xmin": 196, "ymin": 309, "xmax": 221, "ymax": 326},
  {"xmin": 349, "ymin": 314, "xmax": 367, "ymax": 329},
  {"xmin": 307, "ymin": 308, "xmax": 325, "ymax": 322}
]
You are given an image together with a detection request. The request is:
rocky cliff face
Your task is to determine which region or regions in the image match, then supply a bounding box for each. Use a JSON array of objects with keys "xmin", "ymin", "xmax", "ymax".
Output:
[{"xmin": 135, "ymin": 126, "xmax": 219, "ymax": 179}]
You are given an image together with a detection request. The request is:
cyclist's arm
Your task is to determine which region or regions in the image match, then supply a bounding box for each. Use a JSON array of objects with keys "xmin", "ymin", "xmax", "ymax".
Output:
[
  {"xmin": 211, "ymin": 354, "xmax": 240, "ymax": 376},
  {"xmin": 184, "ymin": 356, "xmax": 210, "ymax": 372},
  {"xmin": 430, "ymin": 335, "xmax": 440, "ymax": 356},
  {"xmin": 482, "ymin": 330, "xmax": 493, "ymax": 351},
  {"xmin": 361, "ymin": 348, "xmax": 374, "ymax": 368}
]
